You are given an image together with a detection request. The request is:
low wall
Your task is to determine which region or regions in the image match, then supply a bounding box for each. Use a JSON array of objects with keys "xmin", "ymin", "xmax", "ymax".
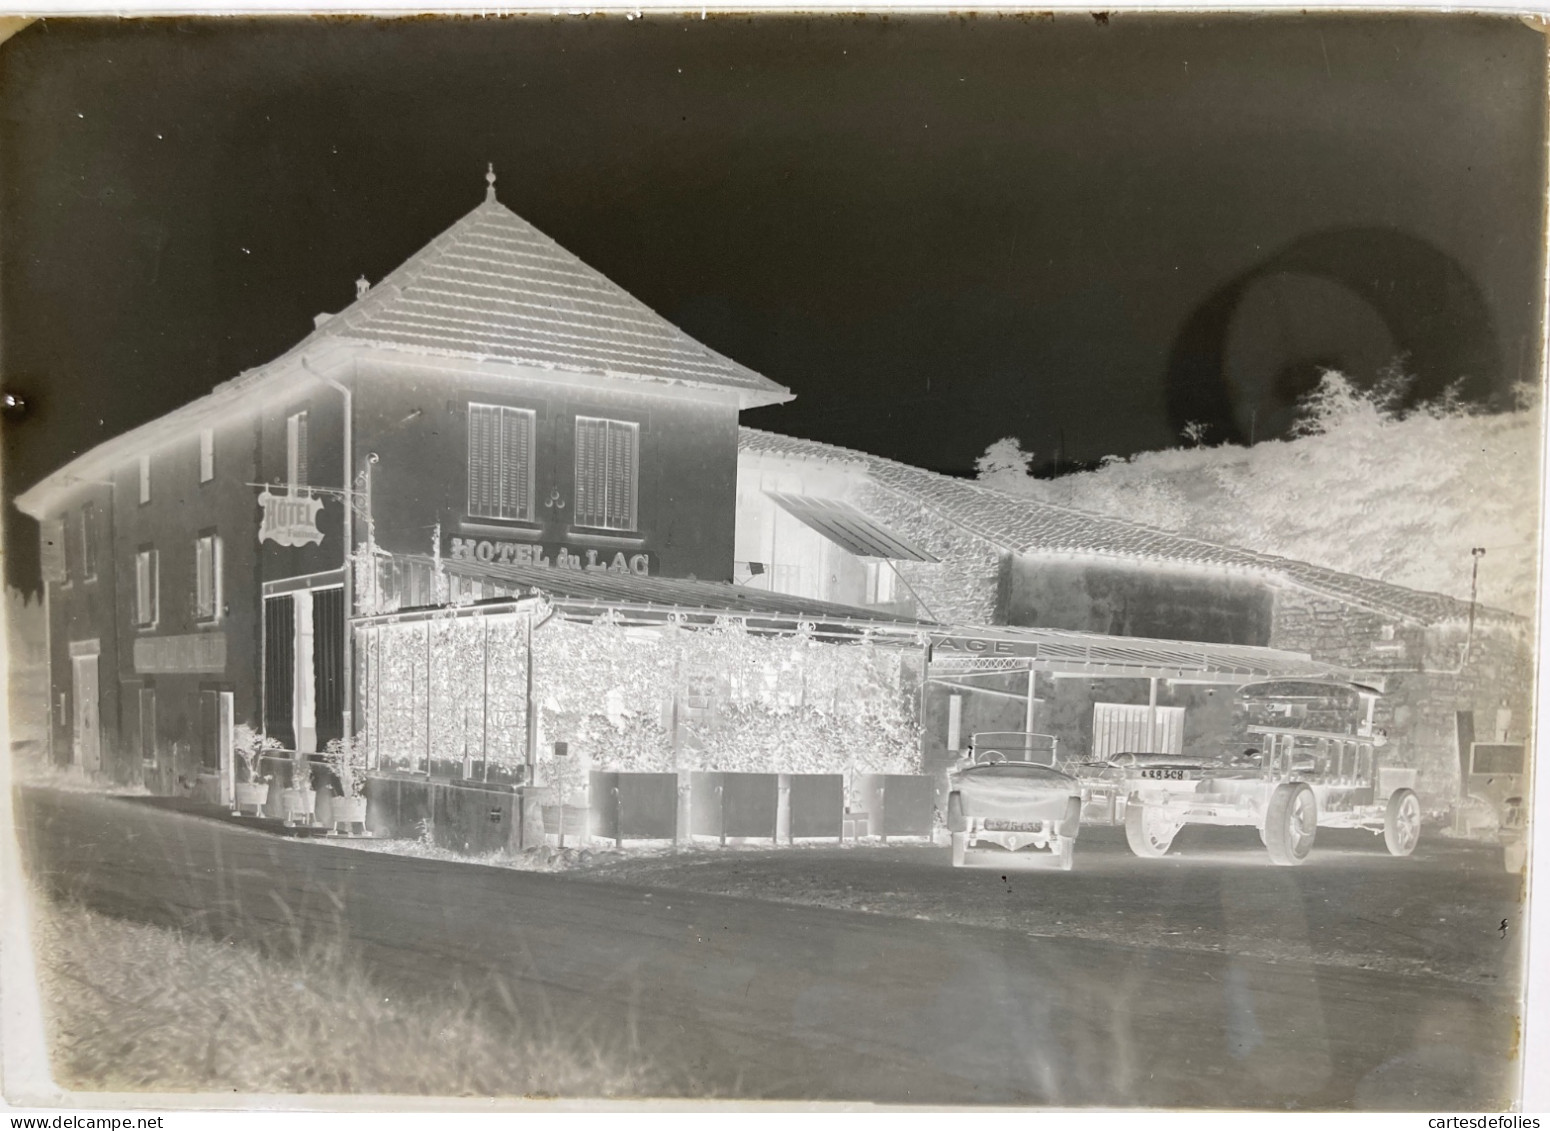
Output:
[{"xmin": 366, "ymin": 774, "xmax": 541, "ymax": 854}]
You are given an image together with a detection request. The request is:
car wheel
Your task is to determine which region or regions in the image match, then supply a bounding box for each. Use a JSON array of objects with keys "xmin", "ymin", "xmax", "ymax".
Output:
[
  {"xmin": 946, "ymin": 792, "xmax": 966, "ymax": 833},
  {"xmin": 1055, "ymin": 834, "xmax": 1075, "ymax": 871},
  {"xmin": 1124, "ymin": 801, "xmax": 1177, "ymax": 858},
  {"xmin": 951, "ymin": 831, "xmax": 968, "ymax": 868},
  {"xmin": 1265, "ymin": 782, "xmax": 1317, "ymax": 866},
  {"xmin": 1383, "ymin": 788, "xmax": 1421, "ymax": 857},
  {"xmin": 1504, "ymin": 839, "xmax": 1527, "ymax": 874}
]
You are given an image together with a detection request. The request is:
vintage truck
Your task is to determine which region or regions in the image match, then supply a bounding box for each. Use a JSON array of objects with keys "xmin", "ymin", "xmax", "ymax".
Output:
[
  {"xmin": 945, "ymin": 732, "xmax": 1084, "ymax": 870},
  {"xmin": 1069, "ymin": 680, "xmax": 1422, "ymax": 866}
]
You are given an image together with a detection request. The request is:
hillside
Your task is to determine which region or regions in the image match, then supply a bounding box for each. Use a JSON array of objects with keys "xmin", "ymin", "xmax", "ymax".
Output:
[{"xmin": 977, "ymin": 375, "xmax": 1542, "ymax": 618}]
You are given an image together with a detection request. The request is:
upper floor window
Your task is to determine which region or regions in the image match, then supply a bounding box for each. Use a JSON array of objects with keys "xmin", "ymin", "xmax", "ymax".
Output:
[
  {"xmin": 199, "ymin": 429, "xmax": 215, "ymax": 483},
  {"xmin": 134, "ymin": 548, "xmax": 158, "ymax": 627},
  {"xmin": 574, "ymin": 416, "xmax": 638, "ymax": 531},
  {"xmin": 81, "ymin": 502, "xmax": 99, "ymax": 581},
  {"xmin": 286, "ymin": 411, "xmax": 309, "ymax": 489},
  {"xmin": 467, "ymin": 403, "xmax": 535, "ymax": 521},
  {"xmin": 138, "ymin": 455, "xmax": 151, "ymax": 504},
  {"xmin": 194, "ymin": 533, "xmax": 221, "ymax": 621}
]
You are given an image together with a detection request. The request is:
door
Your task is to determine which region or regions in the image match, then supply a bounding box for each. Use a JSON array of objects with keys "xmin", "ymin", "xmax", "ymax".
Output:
[
  {"xmin": 139, "ymin": 686, "xmax": 157, "ymax": 773},
  {"xmin": 70, "ymin": 653, "xmax": 101, "ymax": 773},
  {"xmin": 264, "ymin": 594, "xmax": 296, "ymax": 748},
  {"xmin": 1092, "ymin": 702, "xmax": 1185, "ymax": 758}
]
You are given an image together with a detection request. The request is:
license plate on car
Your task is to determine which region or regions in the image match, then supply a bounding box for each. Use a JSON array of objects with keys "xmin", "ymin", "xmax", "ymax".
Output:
[{"xmin": 1139, "ymin": 768, "xmax": 1186, "ymax": 780}]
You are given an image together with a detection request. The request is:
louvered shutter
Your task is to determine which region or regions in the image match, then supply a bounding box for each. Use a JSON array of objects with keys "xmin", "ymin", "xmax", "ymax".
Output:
[
  {"xmin": 605, "ymin": 421, "xmax": 637, "ymax": 530},
  {"xmin": 468, "ymin": 405, "xmax": 492, "ymax": 516},
  {"xmin": 500, "ymin": 409, "xmax": 532, "ymax": 520},
  {"xmin": 575, "ymin": 417, "xmax": 604, "ymax": 527}
]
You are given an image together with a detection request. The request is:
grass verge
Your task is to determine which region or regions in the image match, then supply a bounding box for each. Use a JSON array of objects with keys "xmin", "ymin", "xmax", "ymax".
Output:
[{"xmin": 29, "ymin": 894, "xmax": 664, "ymax": 1097}]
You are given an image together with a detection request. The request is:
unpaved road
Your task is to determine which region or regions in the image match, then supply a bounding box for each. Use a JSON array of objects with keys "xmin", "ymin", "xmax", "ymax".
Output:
[{"xmin": 15, "ymin": 787, "xmax": 1523, "ymax": 1108}]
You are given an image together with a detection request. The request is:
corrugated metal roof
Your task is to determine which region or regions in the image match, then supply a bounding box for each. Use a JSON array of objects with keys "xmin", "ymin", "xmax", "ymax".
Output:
[
  {"xmin": 427, "ymin": 553, "xmax": 933, "ymax": 627},
  {"xmin": 765, "ymin": 491, "xmax": 938, "ymax": 562},
  {"xmin": 741, "ymin": 427, "xmax": 1523, "ymax": 629},
  {"xmin": 320, "ymin": 196, "xmax": 791, "ymax": 408}
]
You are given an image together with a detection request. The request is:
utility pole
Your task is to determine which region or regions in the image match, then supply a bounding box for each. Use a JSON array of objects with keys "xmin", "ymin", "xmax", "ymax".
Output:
[{"xmin": 1466, "ymin": 547, "xmax": 1486, "ymax": 659}]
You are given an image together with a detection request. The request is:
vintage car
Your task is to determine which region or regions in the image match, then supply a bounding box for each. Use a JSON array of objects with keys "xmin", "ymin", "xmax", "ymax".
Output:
[
  {"xmin": 945, "ymin": 732, "xmax": 1083, "ymax": 869},
  {"xmin": 1069, "ymin": 680, "xmax": 1422, "ymax": 866},
  {"xmin": 1452, "ymin": 740, "xmax": 1528, "ymax": 873}
]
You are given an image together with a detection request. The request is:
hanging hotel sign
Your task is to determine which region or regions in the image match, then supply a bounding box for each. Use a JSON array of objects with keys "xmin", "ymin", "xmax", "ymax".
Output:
[
  {"xmin": 258, "ymin": 489, "xmax": 325, "ymax": 547},
  {"xmin": 448, "ymin": 536, "xmax": 652, "ymax": 576}
]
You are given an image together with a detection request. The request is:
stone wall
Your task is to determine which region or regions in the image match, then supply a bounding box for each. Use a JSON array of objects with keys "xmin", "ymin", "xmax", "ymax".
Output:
[
  {"xmin": 1270, "ymin": 586, "xmax": 1533, "ymax": 806},
  {"xmin": 854, "ymin": 481, "xmax": 1005, "ymax": 625}
]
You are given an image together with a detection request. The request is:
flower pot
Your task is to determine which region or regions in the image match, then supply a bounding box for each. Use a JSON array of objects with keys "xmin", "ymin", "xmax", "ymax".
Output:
[
  {"xmin": 313, "ymin": 788, "xmax": 334, "ymax": 830},
  {"xmin": 280, "ymin": 787, "xmax": 313, "ymax": 826},
  {"xmin": 235, "ymin": 782, "xmax": 268, "ymax": 815},
  {"xmin": 264, "ymin": 778, "xmax": 287, "ymax": 819},
  {"xmin": 332, "ymin": 795, "xmax": 367, "ymax": 834}
]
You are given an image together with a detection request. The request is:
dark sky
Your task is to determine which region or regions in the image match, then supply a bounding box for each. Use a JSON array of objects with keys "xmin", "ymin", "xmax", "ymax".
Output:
[{"xmin": 2, "ymin": 13, "xmax": 1545, "ymax": 592}]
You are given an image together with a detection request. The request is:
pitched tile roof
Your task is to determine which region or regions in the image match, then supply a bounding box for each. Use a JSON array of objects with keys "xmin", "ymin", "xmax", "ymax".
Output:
[
  {"xmin": 315, "ymin": 194, "xmax": 791, "ymax": 409},
  {"xmin": 739, "ymin": 427, "xmax": 1523, "ymax": 628}
]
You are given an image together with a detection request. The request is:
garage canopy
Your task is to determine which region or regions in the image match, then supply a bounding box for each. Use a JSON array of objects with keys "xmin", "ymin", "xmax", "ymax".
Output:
[{"xmin": 765, "ymin": 491, "xmax": 937, "ymax": 562}]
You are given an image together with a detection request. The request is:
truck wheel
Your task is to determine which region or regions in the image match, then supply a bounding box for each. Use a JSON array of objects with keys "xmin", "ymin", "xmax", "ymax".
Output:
[
  {"xmin": 951, "ymin": 831, "xmax": 968, "ymax": 867},
  {"xmin": 1124, "ymin": 802, "xmax": 1177, "ymax": 858},
  {"xmin": 1055, "ymin": 835, "xmax": 1075, "ymax": 871},
  {"xmin": 1265, "ymin": 782, "xmax": 1317, "ymax": 865},
  {"xmin": 1383, "ymin": 788, "xmax": 1421, "ymax": 857}
]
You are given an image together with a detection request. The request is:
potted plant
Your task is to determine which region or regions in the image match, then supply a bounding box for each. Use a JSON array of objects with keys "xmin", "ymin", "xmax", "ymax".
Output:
[
  {"xmin": 325, "ymin": 734, "xmax": 369, "ymax": 833},
  {"xmin": 232, "ymin": 724, "xmax": 280, "ymax": 816},
  {"xmin": 282, "ymin": 753, "xmax": 316, "ymax": 825}
]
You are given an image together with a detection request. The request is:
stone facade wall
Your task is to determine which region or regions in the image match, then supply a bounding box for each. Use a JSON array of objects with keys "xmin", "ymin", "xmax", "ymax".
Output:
[
  {"xmin": 854, "ymin": 482, "xmax": 1005, "ymax": 625},
  {"xmin": 1270, "ymin": 586, "xmax": 1533, "ymax": 807}
]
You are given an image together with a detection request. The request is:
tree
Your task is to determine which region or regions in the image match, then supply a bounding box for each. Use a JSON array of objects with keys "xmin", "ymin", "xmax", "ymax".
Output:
[{"xmin": 975, "ymin": 437, "xmax": 1035, "ymax": 491}]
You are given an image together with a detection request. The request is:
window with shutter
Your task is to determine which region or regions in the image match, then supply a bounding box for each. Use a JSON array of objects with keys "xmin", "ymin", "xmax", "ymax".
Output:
[
  {"xmin": 199, "ymin": 429, "xmax": 215, "ymax": 483},
  {"xmin": 40, "ymin": 519, "xmax": 66, "ymax": 584},
  {"xmin": 466, "ymin": 403, "xmax": 535, "ymax": 520},
  {"xmin": 194, "ymin": 534, "xmax": 220, "ymax": 621},
  {"xmin": 135, "ymin": 549, "xmax": 159, "ymax": 627},
  {"xmin": 139, "ymin": 455, "xmax": 151, "ymax": 504},
  {"xmin": 81, "ymin": 503, "xmax": 99, "ymax": 581},
  {"xmin": 574, "ymin": 416, "xmax": 638, "ymax": 531}
]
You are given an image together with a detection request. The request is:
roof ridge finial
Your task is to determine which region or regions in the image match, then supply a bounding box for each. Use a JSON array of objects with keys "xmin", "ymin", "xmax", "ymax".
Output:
[{"xmin": 485, "ymin": 162, "xmax": 497, "ymax": 203}]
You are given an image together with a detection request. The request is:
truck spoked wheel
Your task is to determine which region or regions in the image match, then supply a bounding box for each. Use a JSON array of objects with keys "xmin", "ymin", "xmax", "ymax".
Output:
[
  {"xmin": 1265, "ymin": 782, "xmax": 1317, "ymax": 865},
  {"xmin": 1124, "ymin": 802, "xmax": 1178, "ymax": 858},
  {"xmin": 1383, "ymin": 788, "xmax": 1421, "ymax": 857}
]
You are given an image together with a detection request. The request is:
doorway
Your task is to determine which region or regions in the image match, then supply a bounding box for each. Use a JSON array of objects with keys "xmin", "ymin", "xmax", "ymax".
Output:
[{"xmin": 69, "ymin": 642, "xmax": 101, "ymax": 773}]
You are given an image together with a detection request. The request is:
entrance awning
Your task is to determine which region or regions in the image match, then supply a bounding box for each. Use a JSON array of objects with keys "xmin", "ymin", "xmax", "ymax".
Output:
[{"xmin": 765, "ymin": 491, "xmax": 937, "ymax": 562}]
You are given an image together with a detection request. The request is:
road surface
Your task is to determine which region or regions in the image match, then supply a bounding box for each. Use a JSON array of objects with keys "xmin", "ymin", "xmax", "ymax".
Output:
[{"xmin": 15, "ymin": 787, "xmax": 1521, "ymax": 1108}]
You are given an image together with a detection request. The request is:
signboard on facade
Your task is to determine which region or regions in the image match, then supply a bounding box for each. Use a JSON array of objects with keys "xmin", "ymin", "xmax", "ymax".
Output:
[
  {"xmin": 135, "ymin": 632, "xmax": 227, "ymax": 674},
  {"xmin": 258, "ymin": 490, "xmax": 324, "ymax": 547},
  {"xmin": 447, "ymin": 536, "xmax": 652, "ymax": 576},
  {"xmin": 928, "ymin": 633, "xmax": 1040, "ymax": 658}
]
